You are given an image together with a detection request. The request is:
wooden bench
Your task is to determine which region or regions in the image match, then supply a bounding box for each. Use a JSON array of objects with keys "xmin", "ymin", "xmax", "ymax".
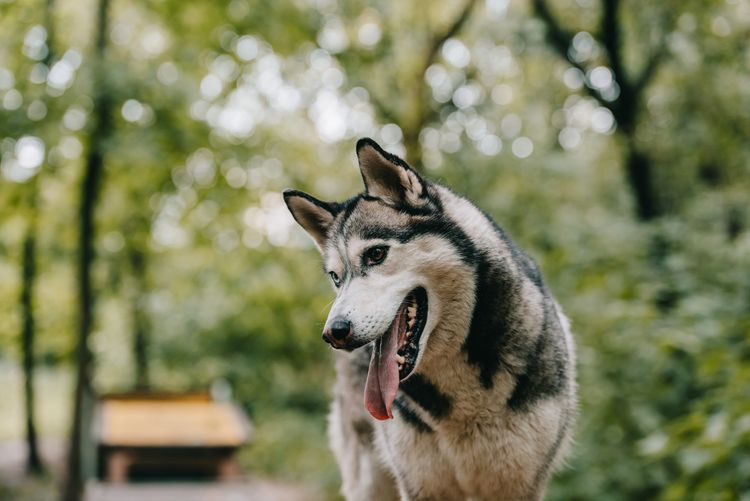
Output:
[{"xmin": 94, "ymin": 393, "xmax": 252, "ymax": 483}]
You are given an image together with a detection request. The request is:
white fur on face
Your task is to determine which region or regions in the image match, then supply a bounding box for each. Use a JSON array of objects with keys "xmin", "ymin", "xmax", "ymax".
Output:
[
  {"xmin": 323, "ymin": 234, "xmax": 475, "ymax": 357},
  {"xmin": 324, "ymin": 237, "xmax": 421, "ymax": 344}
]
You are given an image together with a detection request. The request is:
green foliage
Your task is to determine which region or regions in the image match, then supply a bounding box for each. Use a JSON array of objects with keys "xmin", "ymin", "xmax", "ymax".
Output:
[
  {"xmin": 238, "ymin": 409, "xmax": 339, "ymax": 495},
  {"xmin": 0, "ymin": 0, "xmax": 748, "ymax": 497}
]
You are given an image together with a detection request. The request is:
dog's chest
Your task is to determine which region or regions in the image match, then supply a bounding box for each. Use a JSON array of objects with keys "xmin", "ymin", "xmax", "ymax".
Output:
[{"xmin": 375, "ymin": 409, "xmax": 529, "ymax": 498}]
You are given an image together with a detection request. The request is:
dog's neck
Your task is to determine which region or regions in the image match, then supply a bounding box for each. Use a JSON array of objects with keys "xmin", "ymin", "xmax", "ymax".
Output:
[{"xmin": 404, "ymin": 187, "xmax": 548, "ymax": 423}]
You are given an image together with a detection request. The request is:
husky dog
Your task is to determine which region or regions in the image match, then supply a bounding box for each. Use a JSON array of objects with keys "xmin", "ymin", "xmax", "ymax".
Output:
[{"xmin": 283, "ymin": 138, "xmax": 576, "ymax": 501}]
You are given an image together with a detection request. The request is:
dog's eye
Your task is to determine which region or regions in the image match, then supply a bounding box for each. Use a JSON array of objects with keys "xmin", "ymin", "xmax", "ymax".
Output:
[
  {"xmin": 329, "ymin": 271, "xmax": 341, "ymax": 287},
  {"xmin": 364, "ymin": 246, "xmax": 388, "ymax": 266}
]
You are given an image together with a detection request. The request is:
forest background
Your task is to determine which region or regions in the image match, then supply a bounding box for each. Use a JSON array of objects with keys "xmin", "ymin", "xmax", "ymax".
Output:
[{"xmin": 1, "ymin": 0, "xmax": 749, "ymax": 499}]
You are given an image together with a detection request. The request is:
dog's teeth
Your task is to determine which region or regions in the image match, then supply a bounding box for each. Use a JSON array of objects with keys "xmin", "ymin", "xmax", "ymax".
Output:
[
  {"xmin": 407, "ymin": 318, "xmax": 415, "ymax": 328},
  {"xmin": 396, "ymin": 354, "xmax": 406, "ymax": 364},
  {"xmin": 407, "ymin": 306, "xmax": 416, "ymax": 318}
]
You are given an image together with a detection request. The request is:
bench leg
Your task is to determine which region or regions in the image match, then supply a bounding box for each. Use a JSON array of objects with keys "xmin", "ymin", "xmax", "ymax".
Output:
[
  {"xmin": 107, "ymin": 451, "xmax": 131, "ymax": 483},
  {"xmin": 218, "ymin": 457, "xmax": 240, "ymax": 481}
]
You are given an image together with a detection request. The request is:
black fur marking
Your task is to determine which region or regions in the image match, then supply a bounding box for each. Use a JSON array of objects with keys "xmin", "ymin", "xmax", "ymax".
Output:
[
  {"xmin": 339, "ymin": 195, "xmax": 362, "ymax": 225},
  {"xmin": 462, "ymin": 249, "xmax": 518, "ymax": 388},
  {"xmin": 393, "ymin": 397, "xmax": 433, "ymax": 433},
  {"xmin": 400, "ymin": 374, "xmax": 452, "ymax": 419},
  {"xmin": 393, "ymin": 202, "xmax": 436, "ymax": 217},
  {"xmin": 507, "ymin": 299, "xmax": 568, "ymax": 412},
  {"xmin": 506, "ymin": 239, "xmax": 544, "ymax": 291},
  {"xmin": 358, "ymin": 216, "xmax": 477, "ymax": 264},
  {"xmin": 329, "ymin": 194, "xmax": 372, "ymax": 233},
  {"xmin": 363, "ymin": 192, "xmax": 436, "ymax": 217}
]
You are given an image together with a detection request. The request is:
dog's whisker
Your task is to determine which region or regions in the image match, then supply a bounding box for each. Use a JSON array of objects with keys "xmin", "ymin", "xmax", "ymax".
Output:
[{"xmin": 320, "ymin": 298, "xmax": 335, "ymax": 313}]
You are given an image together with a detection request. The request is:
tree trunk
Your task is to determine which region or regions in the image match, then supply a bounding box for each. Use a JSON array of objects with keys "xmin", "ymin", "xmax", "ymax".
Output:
[
  {"xmin": 17, "ymin": 0, "xmax": 59, "ymax": 477},
  {"xmin": 62, "ymin": 108, "xmax": 111, "ymax": 498},
  {"xmin": 20, "ymin": 190, "xmax": 43, "ymax": 474},
  {"xmin": 128, "ymin": 246, "xmax": 150, "ymax": 391},
  {"xmin": 403, "ymin": 128, "xmax": 423, "ymax": 169},
  {"xmin": 61, "ymin": 0, "xmax": 111, "ymax": 498},
  {"xmin": 625, "ymin": 145, "xmax": 659, "ymax": 220}
]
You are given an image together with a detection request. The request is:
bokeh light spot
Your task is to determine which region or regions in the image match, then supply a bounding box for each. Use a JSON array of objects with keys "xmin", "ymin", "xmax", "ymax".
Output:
[
  {"xmin": 563, "ymin": 68, "xmax": 584, "ymax": 90},
  {"xmin": 157, "ymin": 62, "xmax": 179, "ymax": 85},
  {"xmin": 511, "ymin": 137, "xmax": 533, "ymax": 158},
  {"xmin": 477, "ymin": 134, "xmax": 502, "ymax": 156},
  {"xmin": 4, "ymin": 89, "xmax": 23, "ymax": 110},
  {"xmin": 442, "ymin": 38, "xmax": 471, "ymax": 68},
  {"xmin": 380, "ymin": 123, "xmax": 403, "ymax": 145},
  {"xmin": 16, "ymin": 136, "xmax": 46, "ymax": 170},
  {"xmin": 48, "ymin": 60, "xmax": 75, "ymax": 90},
  {"xmin": 27, "ymin": 100, "xmax": 47, "ymax": 121},
  {"xmin": 122, "ymin": 99, "xmax": 144, "ymax": 122},
  {"xmin": 589, "ymin": 66, "xmax": 613, "ymax": 90},
  {"xmin": 0, "ymin": 68, "xmax": 14, "ymax": 90},
  {"xmin": 357, "ymin": 22, "xmax": 381, "ymax": 47},
  {"xmin": 200, "ymin": 74, "xmax": 223, "ymax": 100},
  {"xmin": 558, "ymin": 127, "xmax": 581, "ymax": 150},
  {"xmin": 235, "ymin": 35, "xmax": 259, "ymax": 61},
  {"xmin": 591, "ymin": 107, "xmax": 615, "ymax": 134}
]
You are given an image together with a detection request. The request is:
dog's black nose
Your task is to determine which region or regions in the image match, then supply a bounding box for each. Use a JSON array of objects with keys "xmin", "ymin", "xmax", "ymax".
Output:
[
  {"xmin": 330, "ymin": 319, "xmax": 351, "ymax": 340},
  {"xmin": 323, "ymin": 319, "xmax": 353, "ymax": 348}
]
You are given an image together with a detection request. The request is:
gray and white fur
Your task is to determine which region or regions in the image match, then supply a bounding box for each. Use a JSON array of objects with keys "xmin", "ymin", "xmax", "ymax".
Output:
[{"xmin": 283, "ymin": 138, "xmax": 576, "ymax": 501}]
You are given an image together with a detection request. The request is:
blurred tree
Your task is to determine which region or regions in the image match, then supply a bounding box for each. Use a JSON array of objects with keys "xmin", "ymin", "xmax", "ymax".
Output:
[
  {"xmin": 335, "ymin": 0, "xmax": 480, "ymax": 167},
  {"xmin": 62, "ymin": 0, "xmax": 112, "ymax": 497},
  {"xmin": 17, "ymin": 0, "xmax": 60, "ymax": 476},
  {"xmin": 126, "ymin": 222, "xmax": 150, "ymax": 390},
  {"xmin": 19, "ymin": 180, "xmax": 42, "ymax": 475},
  {"xmin": 0, "ymin": 1, "xmax": 748, "ymax": 499},
  {"xmin": 533, "ymin": 0, "xmax": 672, "ymax": 219}
]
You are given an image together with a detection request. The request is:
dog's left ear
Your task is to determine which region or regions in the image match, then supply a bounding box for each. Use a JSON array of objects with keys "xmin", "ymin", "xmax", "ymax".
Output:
[
  {"xmin": 283, "ymin": 189, "xmax": 337, "ymax": 251},
  {"xmin": 356, "ymin": 138, "xmax": 426, "ymax": 206}
]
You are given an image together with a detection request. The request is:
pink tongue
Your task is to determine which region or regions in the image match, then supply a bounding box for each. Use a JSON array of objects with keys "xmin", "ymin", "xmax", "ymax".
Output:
[{"xmin": 364, "ymin": 311, "xmax": 402, "ymax": 420}]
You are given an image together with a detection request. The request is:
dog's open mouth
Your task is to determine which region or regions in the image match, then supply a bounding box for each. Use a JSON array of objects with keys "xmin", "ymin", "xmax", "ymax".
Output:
[
  {"xmin": 364, "ymin": 287, "xmax": 428, "ymax": 421},
  {"xmin": 395, "ymin": 288, "xmax": 428, "ymax": 378}
]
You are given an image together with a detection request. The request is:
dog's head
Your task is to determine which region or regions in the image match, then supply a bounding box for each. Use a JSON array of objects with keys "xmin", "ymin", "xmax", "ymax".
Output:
[{"xmin": 284, "ymin": 138, "xmax": 472, "ymax": 420}]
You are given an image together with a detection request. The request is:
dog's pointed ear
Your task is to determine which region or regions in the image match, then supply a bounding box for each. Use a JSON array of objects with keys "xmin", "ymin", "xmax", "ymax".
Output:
[
  {"xmin": 356, "ymin": 138, "xmax": 426, "ymax": 206},
  {"xmin": 283, "ymin": 189, "xmax": 337, "ymax": 251}
]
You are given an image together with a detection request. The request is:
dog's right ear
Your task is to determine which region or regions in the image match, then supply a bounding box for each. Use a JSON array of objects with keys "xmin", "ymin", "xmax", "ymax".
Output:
[{"xmin": 283, "ymin": 189, "xmax": 337, "ymax": 251}]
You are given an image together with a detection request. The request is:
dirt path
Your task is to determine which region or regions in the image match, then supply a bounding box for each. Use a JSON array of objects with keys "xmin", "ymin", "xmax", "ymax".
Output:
[
  {"xmin": 0, "ymin": 438, "xmax": 66, "ymax": 483},
  {"xmin": 85, "ymin": 480, "xmax": 322, "ymax": 501},
  {"xmin": 0, "ymin": 439, "xmax": 324, "ymax": 501}
]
